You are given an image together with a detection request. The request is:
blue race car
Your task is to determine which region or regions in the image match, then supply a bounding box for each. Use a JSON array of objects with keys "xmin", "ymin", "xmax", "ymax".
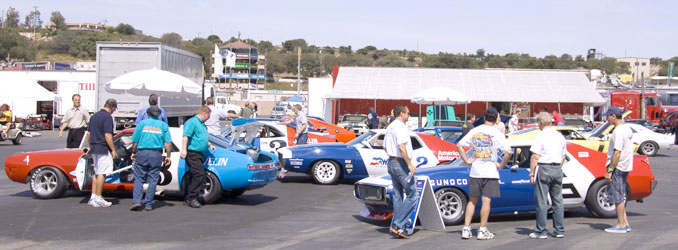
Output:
[
  {"xmin": 414, "ymin": 126, "xmax": 463, "ymax": 144},
  {"xmin": 277, "ymin": 130, "xmax": 460, "ymax": 185},
  {"xmin": 353, "ymin": 140, "xmax": 656, "ymax": 224},
  {"xmin": 69, "ymin": 119, "xmax": 280, "ymax": 204}
]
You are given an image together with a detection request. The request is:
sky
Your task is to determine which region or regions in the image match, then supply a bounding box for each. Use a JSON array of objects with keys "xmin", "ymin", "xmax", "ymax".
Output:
[{"xmin": 5, "ymin": 0, "xmax": 677, "ymax": 59}]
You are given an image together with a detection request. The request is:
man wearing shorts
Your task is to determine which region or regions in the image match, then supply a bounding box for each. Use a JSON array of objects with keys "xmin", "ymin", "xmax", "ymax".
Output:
[
  {"xmin": 456, "ymin": 108, "xmax": 513, "ymax": 240},
  {"xmin": 87, "ymin": 99, "xmax": 118, "ymax": 208},
  {"xmin": 603, "ymin": 106, "xmax": 634, "ymax": 233}
]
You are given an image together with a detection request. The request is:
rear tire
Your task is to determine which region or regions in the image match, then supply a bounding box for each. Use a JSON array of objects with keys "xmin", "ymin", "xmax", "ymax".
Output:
[
  {"xmin": 585, "ymin": 180, "xmax": 618, "ymax": 218},
  {"xmin": 638, "ymin": 141, "xmax": 658, "ymax": 156},
  {"xmin": 29, "ymin": 167, "xmax": 68, "ymax": 199},
  {"xmin": 435, "ymin": 188, "xmax": 467, "ymax": 225},
  {"xmin": 311, "ymin": 160, "xmax": 340, "ymax": 185},
  {"xmin": 182, "ymin": 171, "xmax": 222, "ymax": 204}
]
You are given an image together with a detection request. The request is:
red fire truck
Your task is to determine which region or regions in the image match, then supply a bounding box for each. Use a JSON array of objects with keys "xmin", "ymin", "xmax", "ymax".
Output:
[{"xmin": 610, "ymin": 91, "xmax": 678, "ymax": 124}]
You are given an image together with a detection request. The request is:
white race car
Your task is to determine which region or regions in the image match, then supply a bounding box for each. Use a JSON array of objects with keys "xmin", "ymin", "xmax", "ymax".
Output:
[{"xmin": 627, "ymin": 123, "xmax": 674, "ymax": 156}]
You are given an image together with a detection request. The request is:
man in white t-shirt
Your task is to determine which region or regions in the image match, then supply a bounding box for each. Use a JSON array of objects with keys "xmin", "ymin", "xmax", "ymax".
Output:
[
  {"xmin": 456, "ymin": 108, "xmax": 513, "ymax": 240},
  {"xmin": 204, "ymin": 97, "xmax": 240, "ymax": 137},
  {"xmin": 509, "ymin": 110, "xmax": 521, "ymax": 133},
  {"xmin": 528, "ymin": 112, "xmax": 567, "ymax": 239},
  {"xmin": 383, "ymin": 104, "xmax": 416, "ymax": 239},
  {"xmin": 603, "ymin": 106, "xmax": 634, "ymax": 234}
]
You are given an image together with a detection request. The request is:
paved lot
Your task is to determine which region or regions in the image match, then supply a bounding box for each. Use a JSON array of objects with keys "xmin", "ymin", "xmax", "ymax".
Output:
[{"xmin": 1, "ymin": 130, "xmax": 677, "ymax": 250}]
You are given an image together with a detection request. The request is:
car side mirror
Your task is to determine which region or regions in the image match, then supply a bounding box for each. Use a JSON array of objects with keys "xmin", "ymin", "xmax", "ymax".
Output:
[{"xmin": 510, "ymin": 165, "xmax": 519, "ymax": 172}]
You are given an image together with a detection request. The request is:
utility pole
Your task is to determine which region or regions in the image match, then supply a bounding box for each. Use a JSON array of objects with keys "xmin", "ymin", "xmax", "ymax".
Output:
[
  {"xmin": 33, "ymin": 6, "xmax": 39, "ymax": 41},
  {"xmin": 297, "ymin": 47, "xmax": 301, "ymax": 94},
  {"xmin": 641, "ymin": 72, "xmax": 646, "ymax": 119}
]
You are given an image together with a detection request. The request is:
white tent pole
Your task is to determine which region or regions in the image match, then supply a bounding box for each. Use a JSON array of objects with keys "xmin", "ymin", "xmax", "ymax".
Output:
[
  {"xmin": 558, "ymin": 103, "xmax": 562, "ymax": 114},
  {"xmin": 465, "ymin": 103, "xmax": 468, "ymax": 121}
]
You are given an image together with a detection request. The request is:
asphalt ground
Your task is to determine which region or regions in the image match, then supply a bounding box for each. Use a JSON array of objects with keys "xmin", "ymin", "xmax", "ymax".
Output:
[{"xmin": 1, "ymin": 130, "xmax": 677, "ymax": 250}]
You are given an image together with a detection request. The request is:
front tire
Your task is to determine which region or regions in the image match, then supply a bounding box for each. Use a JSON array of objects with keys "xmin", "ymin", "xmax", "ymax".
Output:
[
  {"xmin": 311, "ymin": 160, "xmax": 340, "ymax": 185},
  {"xmin": 29, "ymin": 167, "xmax": 68, "ymax": 199},
  {"xmin": 638, "ymin": 141, "xmax": 658, "ymax": 156},
  {"xmin": 435, "ymin": 188, "xmax": 467, "ymax": 225},
  {"xmin": 12, "ymin": 133, "xmax": 22, "ymax": 145},
  {"xmin": 585, "ymin": 180, "xmax": 617, "ymax": 218}
]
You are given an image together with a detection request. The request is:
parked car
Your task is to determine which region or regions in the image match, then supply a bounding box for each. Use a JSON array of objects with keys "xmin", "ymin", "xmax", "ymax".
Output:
[
  {"xmin": 283, "ymin": 116, "xmax": 356, "ymax": 143},
  {"xmin": 414, "ymin": 126, "xmax": 463, "ymax": 144},
  {"xmin": 508, "ymin": 126, "xmax": 639, "ymax": 154},
  {"xmin": 354, "ymin": 141, "xmax": 656, "ymax": 224},
  {"xmin": 5, "ymin": 121, "xmax": 280, "ymax": 203},
  {"xmin": 277, "ymin": 130, "xmax": 460, "ymax": 185},
  {"xmin": 626, "ymin": 123, "xmax": 674, "ymax": 156},
  {"xmin": 337, "ymin": 114, "xmax": 370, "ymax": 136},
  {"xmin": 270, "ymin": 105, "xmax": 287, "ymax": 119},
  {"xmin": 564, "ymin": 118, "xmax": 595, "ymax": 132},
  {"xmin": 626, "ymin": 119, "xmax": 658, "ymax": 132}
]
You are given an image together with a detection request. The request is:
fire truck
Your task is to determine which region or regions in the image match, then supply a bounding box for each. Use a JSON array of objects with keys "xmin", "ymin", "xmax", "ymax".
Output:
[{"xmin": 610, "ymin": 91, "xmax": 678, "ymax": 124}]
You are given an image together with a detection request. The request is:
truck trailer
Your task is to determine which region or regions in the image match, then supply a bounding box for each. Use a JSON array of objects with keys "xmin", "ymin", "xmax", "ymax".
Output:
[{"xmin": 95, "ymin": 42, "xmax": 204, "ymax": 128}]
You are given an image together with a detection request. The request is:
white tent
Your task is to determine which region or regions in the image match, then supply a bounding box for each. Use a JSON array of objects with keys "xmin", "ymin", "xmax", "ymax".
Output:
[
  {"xmin": 0, "ymin": 73, "xmax": 58, "ymax": 118},
  {"xmin": 105, "ymin": 68, "xmax": 201, "ymax": 94}
]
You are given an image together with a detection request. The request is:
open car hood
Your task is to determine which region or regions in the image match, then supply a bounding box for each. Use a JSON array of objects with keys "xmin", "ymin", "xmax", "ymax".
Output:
[{"xmin": 222, "ymin": 118, "xmax": 264, "ymax": 149}]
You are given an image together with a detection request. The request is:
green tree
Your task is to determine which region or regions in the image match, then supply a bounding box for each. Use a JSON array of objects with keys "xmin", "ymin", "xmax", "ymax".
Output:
[
  {"xmin": 160, "ymin": 32, "xmax": 183, "ymax": 48},
  {"xmin": 48, "ymin": 30, "xmax": 78, "ymax": 54},
  {"xmin": 338, "ymin": 45, "xmax": 352, "ymax": 54},
  {"xmin": 23, "ymin": 9, "xmax": 42, "ymax": 29},
  {"xmin": 376, "ymin": 54, "xmax": 406, "ymax": 67},
  {"xmin": 0, "ymin": 29, "xmax": 36, "ymax": 61},
  {"xmin": 206, "ymin": 34, "xmax": 222, "ymax": 44},
  {"xmin": 70, "ymin": 31, "xmax": 112, "ymax": 58},
  {"xmin": 116, "ymin": 23, "xmax": 136, "ymax": 35},
  {"xmin": 475, "ymin": 48, "xmax": 486, "ymax": 60},
  {"xmin": 50, "ymin": 11, "xmax": 66, "ymax": 30},
  {"xmin": 282, "ymin": 38, "xmax": 307, "ymax": 52},
  {"xmin": 258, "ymin": 40, "xmax": 274, "ymax": 53},
  {"xmin": 4, "ymin": 6, "xmax": 20, "ymax": 28}
]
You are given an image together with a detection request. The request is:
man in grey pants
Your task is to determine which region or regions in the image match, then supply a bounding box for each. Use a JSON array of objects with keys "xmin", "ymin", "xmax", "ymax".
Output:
[{"xmin": 529, "ymin": 112, "xmax": 567, "ymax": 239}]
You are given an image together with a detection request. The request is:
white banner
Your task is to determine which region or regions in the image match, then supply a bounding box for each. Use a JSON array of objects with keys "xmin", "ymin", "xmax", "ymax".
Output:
[
  {"xmin": 225, "ymin": 49, "xmax": 236, "ymax": 68},
  {"xmin": 213, "ymin": 44, "xmax": 223, "ymax": 77}
]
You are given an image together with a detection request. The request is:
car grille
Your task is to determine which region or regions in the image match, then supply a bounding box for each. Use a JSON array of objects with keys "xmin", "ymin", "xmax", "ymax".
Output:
[{"xmin": 355, "ymin": 184, "xmax": 384, "ymax": 201}]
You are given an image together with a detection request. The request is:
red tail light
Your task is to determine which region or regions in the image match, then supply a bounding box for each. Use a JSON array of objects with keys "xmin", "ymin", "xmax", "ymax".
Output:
[{"xmin": 248, "ymin": 162, "xmax": 280, "ymax": 171}]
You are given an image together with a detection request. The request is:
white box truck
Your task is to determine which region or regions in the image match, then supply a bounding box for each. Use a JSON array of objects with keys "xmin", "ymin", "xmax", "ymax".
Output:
[{"xmin": 96, "ymin": 42, "xmax": 205, "ymax": 128}]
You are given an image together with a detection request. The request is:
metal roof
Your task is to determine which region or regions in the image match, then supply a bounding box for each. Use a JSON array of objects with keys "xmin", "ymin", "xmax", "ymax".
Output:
[{"xmin": 329, "ymin": 67, "xmax": 606, "ymax": 105}]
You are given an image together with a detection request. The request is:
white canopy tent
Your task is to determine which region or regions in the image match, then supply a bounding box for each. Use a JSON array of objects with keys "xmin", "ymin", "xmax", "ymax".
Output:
[
  {"xmin": 105, "ymin": 68, "xmax": 201, "ymax": 94},
  {"xmin": 330, "ymin": 67, "xmax": 606, "ymax": 105},
  {"xmin": 0, "ymin": 73, "xmax": 59, "ymax": 118}
]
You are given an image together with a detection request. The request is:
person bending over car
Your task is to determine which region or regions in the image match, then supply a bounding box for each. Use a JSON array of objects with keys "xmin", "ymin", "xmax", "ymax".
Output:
[
  {"xmin": 456, "ymin": 107, "xmax": 513, "ymax": 240},
  {"xmin": 129, "ymin": 106, "xmax": 172, "ymax": 211}
]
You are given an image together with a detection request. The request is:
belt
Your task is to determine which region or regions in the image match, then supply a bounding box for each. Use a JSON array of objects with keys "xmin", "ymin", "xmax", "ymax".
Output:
[
  {"xmin": 389, "ymin": 156, "xmax": 403, "ymax": 160},
  {"xmin": 69, "ymin": 127, "xmax": 87, "ymax": 130},
  {"xmin": 139, "ymin": 149, "xmax": 163, "ymax": 152},
  {"xmin": 539, "ymin": 162, "xmax": 561, "ymax": 166}
]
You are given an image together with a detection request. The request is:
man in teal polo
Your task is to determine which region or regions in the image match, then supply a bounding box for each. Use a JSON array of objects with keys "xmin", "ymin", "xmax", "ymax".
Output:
[
  {"xmin": 130, "ymin": 106, "xmax": 172, "ymax": 211},
  {"xmin": 181, "ymin": 106, "xmax": 215, "ymax": 208}
]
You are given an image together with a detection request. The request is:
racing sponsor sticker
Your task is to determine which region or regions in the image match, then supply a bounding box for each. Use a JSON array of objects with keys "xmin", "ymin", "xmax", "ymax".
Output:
[
  {"xmin": 369, "ymin": 157, "xmax": 388, "ymax": 167},
  {"xmin": 578, "ymin": 152, "xmax": 589, "ymax": 158},
  {"xmin": 431, "ymin": 178, "xmax": 468, "ymax": 187},
  {"xmin": 511, "ymin": 179, "xmax": 531, "ymax": 184},
  {"xmin": 290, "ymin": 158, "xmax": 304, "ymax": 166},
  {"xmin": 437, "ymin": 151, "xmax": 460, "ymax": 161},
  {"xmin": 346, "ymin": 163, "xmax": 354, "ymax": 174}
]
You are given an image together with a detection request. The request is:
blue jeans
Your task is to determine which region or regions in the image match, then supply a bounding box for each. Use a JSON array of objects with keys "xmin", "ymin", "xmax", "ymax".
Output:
[
  {"xmin": 132, "ymin": 149, "xmax": 163, "ymax": 207},
  {"xmin": 534, "ymin": 164, "xmax": 565, "ymax": 235},
  {"xmin": 296, "ymin": 133, "xmax": 308, "ymax": 145},
  {"xmin": 387, "ymin": 158, "xmax": 417, "ymax": 230}
]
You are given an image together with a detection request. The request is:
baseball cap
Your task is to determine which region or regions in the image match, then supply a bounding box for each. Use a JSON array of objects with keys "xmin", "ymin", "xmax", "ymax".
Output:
[{"xmin": 603, "ymin": 106, "xmax": 622, "ymax": 117}]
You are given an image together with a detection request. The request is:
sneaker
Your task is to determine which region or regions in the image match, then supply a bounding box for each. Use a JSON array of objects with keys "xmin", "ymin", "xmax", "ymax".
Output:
[
  {"xmin": 604, "ymin": 226, "xmax": 627, "ymax": 234},
  {"xmin": 624, "ymin": 225, "xmax": 632, "ymax": 232},
  {"xmin": 390, "ymin": 226, "xmax": 409, "ymax": 239},
  {"xmin": 88, "ymin": 199, "xmax": 102, "ymax": 208},
  {"xmin": 130, "ymin": 203, "xmax": 143, "ymax": 211},
  {"xmin": 461, "ymin": 227, "xmax": 473, "ymax": 239},
  {"xmin": 477, "ymin": 229, "xmax": 495, "ymax": 240},
  {"xmin": 529, "ymin": 232, "xmax": 548, "ymax": 239},
  {"xmin": 554, "ymin": 233, "xmax": 564, "ymax": 238},
  {"xmin": 144, "ymin": 206, "xmax": 153, "ymax": 211},
  {"xmin": 95, "ymin": 197, "xmax": 112, "ymax": 207},
  {"xmin": 184, "ymin": 199, "xmax": 201, "ymax": 208}
]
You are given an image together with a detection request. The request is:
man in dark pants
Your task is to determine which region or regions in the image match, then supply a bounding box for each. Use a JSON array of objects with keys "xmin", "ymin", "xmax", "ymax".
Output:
[
  {"xmin": 181, "ymin": 106, "xmax": 215, "ymax": 208},
  {"xmin": 367, "ymin": 107, "xmax": 378, "ymax": 129},
  {"xmin": 278, "ymin": 104, "xmax": 308, "ymax": 145},
  {"xmin": 59, "ymin": 94, "xmax": 90, "ymax": 148},
  {"xmin": 384, "ymin": 104, "xmax": 416, "ymax": 239},
  {"xmin": 129, "ymin": 106, "xmax": 172, "ymax": 211}
]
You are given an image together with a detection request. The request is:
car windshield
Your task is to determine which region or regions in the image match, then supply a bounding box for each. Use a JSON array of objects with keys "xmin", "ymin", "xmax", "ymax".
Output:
[
  {"xmin": 342, "ymin": 115, "xmax": 367, "ymax": 123},
  {"xmin": 347, "ymin": 131, "xmax": 376, "ymax": 146},
  {"xmin": 589, "ymin": 122, "xmax": 611, "ymax": 138}
]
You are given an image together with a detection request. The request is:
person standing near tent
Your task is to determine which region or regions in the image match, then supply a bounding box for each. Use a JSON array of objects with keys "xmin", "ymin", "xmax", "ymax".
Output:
[
  {"xmin": 552, "ymin": 110, "xmax": 565, "ymax": 126},
  {"xmin": 0, "ymin": 104, "xmax": 12, "ymax": 137},
  {"xmin": 136, "ymin": 94, "xmax": 168, "ymax": 124},
  {"xmin": 509, "ymin": 110, "xmax": 521, "ymax": 134},
  {"xmin": 59, "ymin": 94, "xmax": 90, "ymax": 148},
  {"xmin": 367, "ymin": 107, "xmax": 378, "ymax": 129},
  {"xmin": 461, "ymin": 114, "xmax": 476, "ymax": 138},
  {"xmin": 240, "ymin": 102, "xmax": 253, "ymax": 118}
]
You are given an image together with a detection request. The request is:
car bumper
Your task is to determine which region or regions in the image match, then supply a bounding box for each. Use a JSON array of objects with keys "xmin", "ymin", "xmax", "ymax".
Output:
[{"xmin": 248, "ymin": 167, "xmax": 279, "ymax": 187}]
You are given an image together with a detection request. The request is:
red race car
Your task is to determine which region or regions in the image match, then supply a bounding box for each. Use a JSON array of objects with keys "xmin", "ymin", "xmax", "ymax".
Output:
[{"xmin": 282, "ymin": 116, "xmax": 356, "ymax": 143}]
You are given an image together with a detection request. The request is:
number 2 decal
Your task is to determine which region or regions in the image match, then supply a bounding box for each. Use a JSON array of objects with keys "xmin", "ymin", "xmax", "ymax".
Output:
[{"xmin": 416, "ymin": 156, "xmax": 428, "ymax": 168}]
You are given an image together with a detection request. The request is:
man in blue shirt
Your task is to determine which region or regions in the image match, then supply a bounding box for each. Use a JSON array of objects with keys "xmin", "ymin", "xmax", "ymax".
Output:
[
  {"xmin": 87, "ymin": 99, "xmax": 118, "ymax": 208},
  {"xmin": 368, "ymin": 107, "xmax": 378, "ymax": 129},
  {"xmin": 135, "ymin": 94, "xmax": 168, "ymax": 124},
  {"xmin": 129, "ymin": 106, "xmax": 172, "ymax": 211},
  {"xmin": 181, "ymin": 106, "xmax": 215, "ymax": 208}
]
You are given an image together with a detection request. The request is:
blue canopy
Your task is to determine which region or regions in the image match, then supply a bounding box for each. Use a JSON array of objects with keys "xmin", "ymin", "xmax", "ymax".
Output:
[{"xmin": 285, "ymin": 95, "xmax": 303, "ymax": 102}]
